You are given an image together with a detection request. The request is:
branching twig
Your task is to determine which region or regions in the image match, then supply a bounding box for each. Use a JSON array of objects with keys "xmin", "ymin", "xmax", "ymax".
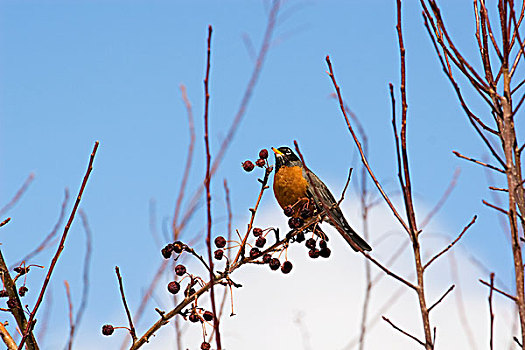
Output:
[
  {"xmin": 382, "ymin": 316, "xmax": 425, "ymax": 346},
  {"xmin": 427, "ymin": 285, "xmax": 455, "ymax": 312},
  {"xmin": 479, "ymin": 278, "xmax": 517, "ymax": 301},
  {"xmin": 18, "ymin": 141, "xmax": 99, "ymax": 350},
  {"xmin": 115, "ymin": 267, "xmax": 137, "ymax": 344},
  {"xmin": 424, "ymin": 215, "xmax": 477, "ymax": 270}
]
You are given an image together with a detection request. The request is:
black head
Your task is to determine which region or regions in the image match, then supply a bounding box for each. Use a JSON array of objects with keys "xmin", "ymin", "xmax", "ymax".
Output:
[{"xmin": 272, "ymin": 146, "xmax": 302, "ymax": 170}]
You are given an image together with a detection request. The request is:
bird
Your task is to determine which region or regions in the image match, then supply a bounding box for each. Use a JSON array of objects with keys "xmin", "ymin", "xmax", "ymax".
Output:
[{"xmin": 272, "ymin": 146, "xmax": 372, "ymax": 252}]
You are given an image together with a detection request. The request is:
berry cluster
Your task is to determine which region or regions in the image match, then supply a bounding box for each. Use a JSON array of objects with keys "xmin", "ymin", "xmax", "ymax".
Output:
[
  {"xmin": 242, "ymin": 149, "xmax": 269, "ymax": 172},
  {"xmin": 283, "ymin": 202, "xmax": 332, "ymax": 260}
]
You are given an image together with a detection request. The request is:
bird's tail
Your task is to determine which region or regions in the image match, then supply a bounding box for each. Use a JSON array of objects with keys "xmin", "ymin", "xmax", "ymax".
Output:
[{"xmin": 330, "ymin": 213, "xmax": 372, "ymax": 252}]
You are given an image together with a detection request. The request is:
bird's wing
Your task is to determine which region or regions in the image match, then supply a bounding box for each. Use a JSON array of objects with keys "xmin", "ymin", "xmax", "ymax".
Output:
[{"xmin": 303, "ymin": 168, "xmax": 372, "ymax": 251}]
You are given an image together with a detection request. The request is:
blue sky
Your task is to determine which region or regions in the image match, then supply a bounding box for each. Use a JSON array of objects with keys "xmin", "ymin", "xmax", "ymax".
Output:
[{"xmin": 0, "ymin": 0, "xmax": 520, "ymax": 348}]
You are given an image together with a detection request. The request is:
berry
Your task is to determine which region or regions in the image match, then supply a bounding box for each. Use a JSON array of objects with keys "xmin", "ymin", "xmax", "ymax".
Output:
[
  {"xmin": 242, "ymin": 160, "xmax": 255, "ymax": 172},
  {"xmin": 173, "ymin": 241, "xmax": 184, "ymax": 254},
  {"xmin": 0, "ymin": 290, "xmax": 8, "ymax": 298},
  {"xmin": 305, "ymin": 238, "xmax": 316, "ymax": 250},
  {"xmin": 259, "ymin": 149, "xmax": 269, "ymax": 159},
  {"xmin": 319, "ymin": 240, "xmax": 327, "ymax": 249},
  {"xmin": 281, "ymin": 261, "xmax": 293, "ymax": 274},
  {"xmin": 249, "ymin": 247, "xmax": 260, "ymax": 259},
  {"xmin": 255, "ymin": 159, "xmax": 266, "ymax": 167},
  {"xmin": 188, "ymin": 312, "xmax": 200, "ymax": 323},
  {"xmin": 18, "ymin": 286, "xmax": 28, "ymax": 297},
  {"xmin": 167, "ymin": 281, "xmax": 180, "ymax": 294},
  {"xmin": 214, "ymin": 236, "xmax": 226, "ymax": 248},
  {"xmin": 300, "ymin": 207, "xmax": 313, "ymax": 219},
  {"xmin": 175, "ymin": 264, "xmax": 187, "ymax": 276},
  {"xmin": 102, "ymin": 324, "xmax": 114, "ymax": 336},
  {"xmin": 269, "ymin": 258, "xmax": 280, "ymax": 271},
  {"xmin": 255, "ymin": 236, "xmax": 266, "ymax": 248},
  {"xmin": 6, "ymin": 298, "xmax": 16, "ymax": 309},
  {"xmin": 253, "ymin": 227, "xmax": 263, "ymax": 237},
  {"xmin": 161, "ymin": 244, "xmax": 174, "ymax": 259},
  {"xmin": 187, "ymin": 288, "xmax": 196, "ymax": 296},
  {"xmin": 203, "ymin": 311, "xmax": 214, "ymax": 322},
  {"xmin": 201, "ymin": 342, "xmax": 211, "ymax": 350},
  {"xmin": 320, "ymin": 247, "xmax": 331, "ymax": 258},
  {"xmin": 309, "ymin": 249, "xmax": 320, "ymax": 259},
  {"xmin": 214, "ymin": 249, "xmax": 224, "ymax": 260},
  {"xmin": 262, "ymin": 253, "xmax": 272, "ymax": 263},
  {"xmin": 283, "ymin": 206, "xmax": 294, "ymax": 217},
  {"xmin": 295, "ymin": 232, "xmax": 305, "ymax": 243},
  {"xmin": 288, "ymin": 217, "xmax": 303, "ymax": 229}
]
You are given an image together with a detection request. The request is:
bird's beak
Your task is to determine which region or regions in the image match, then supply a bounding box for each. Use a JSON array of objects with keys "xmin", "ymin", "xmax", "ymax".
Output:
[{"xmin": 272, "ymin": 147, "xmax": 284, "ymax": 156}]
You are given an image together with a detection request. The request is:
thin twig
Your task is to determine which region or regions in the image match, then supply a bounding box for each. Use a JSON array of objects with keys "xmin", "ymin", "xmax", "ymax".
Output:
[
  {"xmin": 203, "ymin": 25, "xmax": 221, "ymax": 350},
  {"xmin": 488, "ymin": 273, "xmax": 495, "ymax": 350},
  {"xmin": 0, "ymin": 173, "xmax": 34, "ymax": 217},
  {"xmin": 12, "ymin": 190, "xmax": 69, "ymax": 269},
  {"xmin": 325, "ymin": 56, "xmax": 410, "ymax": 234},
  {"xmin": 64, "ymin": 281, "xmax": 74, "ymax": 343},
  {"xmin": 172, "ymin": 84, "xmax": 196, "ymax": 238},
  {"xmin": 479, "ymin": 278, "xmax": 518, "ymax": 301},
  {"xmin": 115, "ymin": 267, "xmax": 137, "ymax": 343},
  {"xmin": 337, "ymin": 168, "xmax": 353, "ymax": 207},
  {"xmin": 382, "ymin": 316, "xmax": 425, "ymax": 346},
  {"xmin": 428, "ymin": 285, "xmax": 455, "ymax": 312},
  {"xmin": 453, "ymin": 151, "xmax": 505, "ymax": 173},
  {"xmin": 65, "ymin": 209, "xmax": 92, "ymax": 350},
  {"xmin": 18, "ymin": 142, "xmax": 99, "ymax": 350},
  {"xmin": 424, "ymin": 215, "xmax": 477, "ymax": 270}
]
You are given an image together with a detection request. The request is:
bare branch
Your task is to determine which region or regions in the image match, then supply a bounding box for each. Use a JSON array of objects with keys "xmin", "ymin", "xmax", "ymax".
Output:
[
  {"xmin": 427, "ymin": 285, "xmax": 455, "ymax": 312},
  {"xmin": 382, "ymin": 316, "xmax": 425, "ymax": 346},
  {"xmin": 424, "ymin": 215, "xmax": 477, "ymax": 270},
  {"xmin": 115, "ymin": 267, "xmax": 137, "ymax": 343},
  {"xmin": 453, "ymin": 151, "xmax": 505, "ymax": 173}
]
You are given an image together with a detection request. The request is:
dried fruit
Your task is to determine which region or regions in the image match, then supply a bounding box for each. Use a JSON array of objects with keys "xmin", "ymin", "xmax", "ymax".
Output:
[
  {"xmin": 249, "ymin": 247, "xmax": 260, "ymax": 258},
  {"xmin": 18, "ymin": 286, "xmax": 28, "ymax": 297},
  {"xmin": 173, "ymin": 241, "xmax": 184, "ymax": 254},
  {"xmin": 269, "ymin": 258, "xmax": 280, "ymax": 270},
  {"xmin": 189, "ymin": 312, "xmax": 201, "ymax": 323},
  {"xmin": 309, "ymin": 249, "xmax": 320, "ymax": 259},
  {"xmin": 214, "ymin": 249, "xmax": 224, "ymax": 260},
  {"xmin": 320, "ymin": 247, "xmax": 331, "ymax": 258},
  {"xmin": 214, "ymin": 236, "xmax": 227, "ymax": 248},
  {"xmin": 203, "ymin": 311, "xmax": 214, "ymax": 322},
  {"xmin": 6, "ymin": 298, "xmax": 16, "ymax": 309},
  {"xmin": 288, "ymin": 217, "xmax": 304, "ymax": 229},
  {"xmin": 255, "ymin": 236, "xmax": 266, "ymax": 248},
  {"xmin": 319, "ymin": 240, "xmax": 327, "ymax": 249},
  {"xmin": 167, "ymin": 281, "xmax": 180, "ymax": 294},
  {"xmin": 201, "ymin": 342, "xmax": 211, "ymax": 350},
  {"xmin": 305, "ymin": 238, "xmax": 316, "ymax": 250},
  {"xmin": 253, "ymin": 227, "xmax": 263, "ymax": 237},
  {"xmin": 242, "ymin": 160, "xmax": 255, "ymax": 172},
  {"xmin": 161, "ymin": 244, "xmax": 174, "ymax": 259},
  {"xmin": 259, "ymin": 149, "xmax": 269, "ymax": 159},
  {"xmin": 102, "ymin": 324, "xmax": 114, "ymax": 336},
  {"xmin": 262, "ymin": 253, "xmax": 272, "ymax": 263},
  {"xmin": 175, "ymin": 264, "xmax": 187, "ymax": 276},
  {"xmin": 295, "ymin": 232, "xmax": 305, "ymax": 243},
  {"xmin": 281, "ymin": 261, "xmax": 293, "ymax": 274},
  {"xmin": 255, "ymin": 159, "xmax": 266, "ymax": 167},
  {"xmin": 283, "ymin": 205, "xmax": 294, "ymax": 217}
]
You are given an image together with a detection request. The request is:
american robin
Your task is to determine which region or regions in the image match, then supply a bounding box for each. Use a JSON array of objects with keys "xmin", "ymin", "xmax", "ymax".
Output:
[{"xmin": 272, "ymin": 146, "xmax": 372, "ymax": 252}]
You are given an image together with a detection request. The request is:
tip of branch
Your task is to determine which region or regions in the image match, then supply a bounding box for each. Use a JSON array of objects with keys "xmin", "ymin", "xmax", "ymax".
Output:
[{"xmin": 208, "ymin": 25, "xmax": 213, "ymax": 33}]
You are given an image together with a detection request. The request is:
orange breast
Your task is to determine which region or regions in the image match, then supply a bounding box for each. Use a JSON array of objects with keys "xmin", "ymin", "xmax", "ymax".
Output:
[{"xmin": 273, "ymin": 166, "xmax": 308, "ymax": 208}]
